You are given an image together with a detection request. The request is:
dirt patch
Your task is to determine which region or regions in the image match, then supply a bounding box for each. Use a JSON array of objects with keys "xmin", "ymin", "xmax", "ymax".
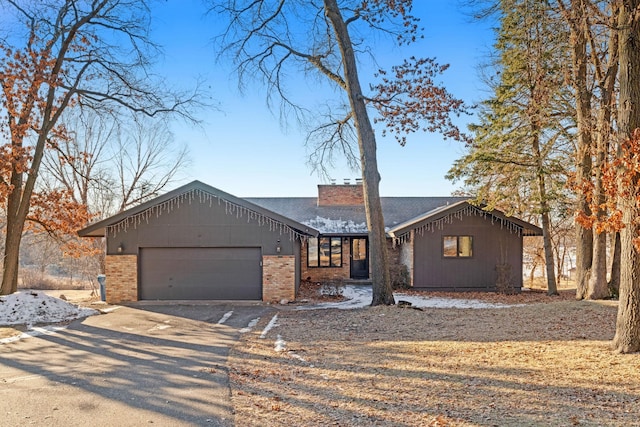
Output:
[
  {"xmin": 41, "ymin": 289, "xmax": 99, "ymax": 305},
  {"xmin": 0, "ymin": 324, "xmax": 28, "ymax": 339},
  {"xmin": 296, "ymin": 280, "xmax": 347, "ymax": 303},
  {"xmin": 229, "ymin": 293, "xmax": 639, "ymax": 426}
]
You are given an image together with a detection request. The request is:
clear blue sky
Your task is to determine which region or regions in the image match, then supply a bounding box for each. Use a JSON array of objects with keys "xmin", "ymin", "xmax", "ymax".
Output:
[{"xmin": 151, "ymin": 1, "xmax": 494, "ymax": 197}]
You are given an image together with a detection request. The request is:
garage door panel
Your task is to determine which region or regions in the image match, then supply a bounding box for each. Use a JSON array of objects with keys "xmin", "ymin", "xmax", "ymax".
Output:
[{"xmin": 140, "ymin": 247, "xmax": 262, "ymax": 300}]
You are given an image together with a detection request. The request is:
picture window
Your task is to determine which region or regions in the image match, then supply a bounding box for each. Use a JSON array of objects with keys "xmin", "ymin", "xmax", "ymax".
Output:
[
  {"xmin": 443, "ymin": 235, "xmax": 473, "ymax": 258},
  {"xmin": 308, "ymin": 237, "xmax": 342, "ymax": 267}
]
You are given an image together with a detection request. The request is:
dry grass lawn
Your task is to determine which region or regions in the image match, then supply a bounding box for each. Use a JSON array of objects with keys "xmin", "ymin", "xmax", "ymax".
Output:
[{"xmin": 229, "ymin": 290, "xmax": 640, "ymax": 426}]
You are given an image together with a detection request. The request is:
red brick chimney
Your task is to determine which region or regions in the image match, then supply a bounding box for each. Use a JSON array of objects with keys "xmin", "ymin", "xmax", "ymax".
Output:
[{"xmin": 317, "ymin": 179, "xmax": 364, "ymax": 206}]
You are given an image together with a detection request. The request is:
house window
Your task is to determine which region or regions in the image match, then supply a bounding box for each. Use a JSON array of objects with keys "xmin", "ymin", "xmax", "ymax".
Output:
[
  {"xmin": 443, "ymin": 236, "xmax": 473, "ymax": 258},
  {"xmin": 308, "ymin": 237, "xmax": 342, "ymax": 267}
]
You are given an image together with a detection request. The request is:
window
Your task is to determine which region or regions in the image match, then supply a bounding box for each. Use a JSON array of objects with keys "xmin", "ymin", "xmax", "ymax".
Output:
[
  {"xmin": 443, "ymin": 236, "xmax": 473, "ymax": 258},
  {"xmin": 308, "ymin": 237, "xmax": 342, "ymax": 267}
]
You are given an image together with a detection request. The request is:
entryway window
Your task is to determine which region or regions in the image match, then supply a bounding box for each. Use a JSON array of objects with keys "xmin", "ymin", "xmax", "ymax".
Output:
[
  {"xmin": 443, "ymin": 235, "xmax": 473, "ymax": 258},
  {"xmin": 308, "ymin": 237, "xmax": 342, "ymax": 267}
]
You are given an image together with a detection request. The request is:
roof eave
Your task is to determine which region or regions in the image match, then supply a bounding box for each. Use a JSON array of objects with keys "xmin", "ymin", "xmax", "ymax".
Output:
[
  {"xmin": 77, "ymin": 180, "xmax": 319, "ymax": 238},
  {"xmin": 387, "ymin": 202, "xmax": 544, "ymax": 238},
  {"xmin": 78, "ymin": 227, "xmax": 107, "ymax": 238},
  {"xmin": 387, "ymin": 200, "xmax": 470, "ymax": 236}
]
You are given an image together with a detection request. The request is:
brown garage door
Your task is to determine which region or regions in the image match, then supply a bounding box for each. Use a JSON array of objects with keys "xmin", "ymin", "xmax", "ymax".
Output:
[{"xmin": 139, "ymin": 247, "xmax": 262, "ymax": 300}]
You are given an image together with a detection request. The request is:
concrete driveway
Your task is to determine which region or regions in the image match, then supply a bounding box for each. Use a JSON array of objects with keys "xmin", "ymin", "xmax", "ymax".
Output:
[{"xmin": 0, "ymin": 302, "xmax": 275, "ymax": 426}]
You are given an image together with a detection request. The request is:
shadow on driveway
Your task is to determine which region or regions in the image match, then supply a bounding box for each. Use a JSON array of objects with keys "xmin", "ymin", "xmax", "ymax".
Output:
[{"xmin": 0, "ymin": 304, "xmax": 274, "ymax": 426}]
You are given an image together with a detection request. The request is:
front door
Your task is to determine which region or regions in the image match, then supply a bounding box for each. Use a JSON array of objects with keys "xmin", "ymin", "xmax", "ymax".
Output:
[{"xmin": 350, "ymin": 237, "xmax": 369, "ymax": 279}]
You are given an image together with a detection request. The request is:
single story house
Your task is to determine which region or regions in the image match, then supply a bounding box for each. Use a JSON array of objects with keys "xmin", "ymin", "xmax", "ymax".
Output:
[{"xmin": 78, "ymin": 180, "xmax": 542, "ymax": 303}]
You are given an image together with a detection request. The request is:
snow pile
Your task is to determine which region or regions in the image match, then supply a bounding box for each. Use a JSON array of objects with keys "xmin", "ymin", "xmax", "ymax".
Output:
[
  {"xmin": 274, "ymin": 334, "xmax": 286, "ymax": 352},
  {"xmin": 303, "ymin": 216, "xmax": 368, "ymax": 233},
  {"xmin": 0, "ymin": 291, "xmax": 98, "ymax": 326},
  {"xmin": 299, "ymin": 285, "xmax": 518, "ymax": 310},
  {"xmin": 394, "ymin": 294, "xmax": 516, "ymax": 309},
  {"xmin": 298, "ymin": 285, "xmax": 372, "ymax": 310}
]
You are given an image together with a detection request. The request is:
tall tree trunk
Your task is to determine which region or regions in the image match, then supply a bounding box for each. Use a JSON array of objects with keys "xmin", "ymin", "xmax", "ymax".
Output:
[
  {"xmin": 1, "ymin": 125, "xmax": 51, "ymax": 295},
  {"xmin": 586, "ymin": 142, "xmax": 611, "ymax": 300},
  {"xmin": 588, "ymin": 8, "xmax": 619, "ymax": 300},
  {"xmin": 2, "ymin": 171, "xmax": 24, "ymax": 295},
  {"xmin": 609, "ymin": 232, "xmax": 621, "ymax": 295},
  {"xmin": 612, "ymin": 0, "xmax": 640, "ymax": 353},
  {"xmin": 565, "ymin": 0, "xmax": 594, "ymax": 300},
  {"xmin": 588, "ymin": 121, "xmax": 610, "ymax": 299},
  {"xmin": 532, "ymin": 131, "xmax": 558, "ymax": 295},
  {"xmin": 614, "ymin": 195, "xmax": 640, "ymax": 353},
  {"xmin": 324, "ymin": 0, "xmax": 394, "ymax": 306},
  {"xmin": 588, "ymin": 102, "xmax": 609, "ymax": 299},
  {"xmin": 587, "ymin": 233, "xmax": 608, "ymax": 298},
  {"xmin": 540, "ymin": 210, "xmax": 557, "ymax": 295}
]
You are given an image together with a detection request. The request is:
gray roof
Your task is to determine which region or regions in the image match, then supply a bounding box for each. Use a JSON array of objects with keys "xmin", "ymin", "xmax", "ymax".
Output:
[
  {"xmin": 247, "ymin": 196, "xmax": 468, "ymax": 234},
  {"xmin": 77, "ymin": 180, "xmax": 542, "ymax": 238}
]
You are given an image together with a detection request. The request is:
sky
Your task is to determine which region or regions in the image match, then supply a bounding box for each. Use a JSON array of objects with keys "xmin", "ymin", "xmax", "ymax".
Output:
[{"xmin": 149, "ymin": 1, "xmax": 495, "ymax": 198}]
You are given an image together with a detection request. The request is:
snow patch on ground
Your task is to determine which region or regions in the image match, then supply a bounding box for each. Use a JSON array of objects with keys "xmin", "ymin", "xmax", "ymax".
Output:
[
  {"xmin": 298, "ymin": 285, "xmax": 519, "ymax": 310},
  {"xmin": 0, "ymin": 291, "xmax": 99, "ymax": 326},
  {"xmin": 260, "ymin": 314, "xmax": 279, "ymax": 339},
  {"xmin": 217, "ymin": 310, "xmax": 233, "ymax": 325},
  {"xmin": 394, "ymin": 294, "xmax": 518, "ymax": 309},
  {"xmin": 274, "ymin": 334, "xmax": 286, "ymax": 352},
  {"xmin": 239, "ymin": 317, "xmax": 260, "ymax": 333}
]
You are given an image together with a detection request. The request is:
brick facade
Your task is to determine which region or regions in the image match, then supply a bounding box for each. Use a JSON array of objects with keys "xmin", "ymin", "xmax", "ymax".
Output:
[
  {"xmin": 104, "ymin": 253, "xmax": 297, "ymax": 303},
  {"xmin": 300, "ymin": 237, "xmax": 411, "ymax": 286},
  {"xmin": 301, "ymin": 238, "xmax": 352, "ymax": 283},
  {"xmin": 105, "ymin": 254, "xmax": 138, "ymax": 304},
  {"xmin": 102, "ymin": 241, "xmax": 409, "ymax": 304},
  {"xmin": 317, "ymin": 184, "xmax": 364, "ymax": 206},
  {"xmin": 262, "ymin": 255, "xmax": 296, "ymax": 302}
]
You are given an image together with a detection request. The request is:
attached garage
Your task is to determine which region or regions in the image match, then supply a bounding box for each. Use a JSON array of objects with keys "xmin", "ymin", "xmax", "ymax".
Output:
[
  {"xmin": 78, "ymin": 181, "xmax": 318, "ymax": 304},
  {"xmin": 139, "ymin": 247, "xmax": 262, "ymax": 300}
]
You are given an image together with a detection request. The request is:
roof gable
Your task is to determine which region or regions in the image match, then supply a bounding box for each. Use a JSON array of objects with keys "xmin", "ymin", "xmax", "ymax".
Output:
[
  {"xmin": 78, "ymin": 181, "xmax": 319, "ymax": 238},
  {"xmin": 388, "ymin": 202, "xmax": 543, "ymax": 241}
]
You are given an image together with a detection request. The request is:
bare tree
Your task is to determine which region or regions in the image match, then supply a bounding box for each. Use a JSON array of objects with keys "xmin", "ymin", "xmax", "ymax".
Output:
[
  {"xmin": 113, "ymin": 115, "xmax": 189, "ymax": 212},
  {"xmin": 0, "ymin": 0, "xmax": 200, "ymax": 295},
  {"xmin": 42, "ymin": 108, "xmax": 117, "ymax": 210},
  {"xmin": 44, "ymin": 109, "xmax": 189, "ymax": 216},
  {"xmin": 211, "ymin": 0, "xmax": 469, "ymax": 305}
]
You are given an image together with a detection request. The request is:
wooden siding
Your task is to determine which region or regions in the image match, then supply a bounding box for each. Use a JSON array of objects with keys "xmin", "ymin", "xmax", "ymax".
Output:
[
  {"xmin": 412, "ymin": 213, "xmax": 523, "ymax": 291},
  {"xmin": 107, "ymin": 196, "xmax": 299, "ymax": 255}
]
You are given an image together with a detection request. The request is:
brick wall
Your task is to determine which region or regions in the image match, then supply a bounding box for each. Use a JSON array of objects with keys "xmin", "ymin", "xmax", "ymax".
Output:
[
  {"xmin": 105, "ymin": 254, "xmax": 138, "ymax": 303},
  {"xmin": 300, "ymin": 238, "xmax": 351, "ymax": 283},
  {"xmin": 317, "ymin": 184, "xmax": 364, "ymax": 206},
  {"xmin": 301, "ymin": 237, "xmax": 414, "ymax": 287},
  {"xmin": 263, "ymin": 255, "xmax": 296, "ymax": 302}
]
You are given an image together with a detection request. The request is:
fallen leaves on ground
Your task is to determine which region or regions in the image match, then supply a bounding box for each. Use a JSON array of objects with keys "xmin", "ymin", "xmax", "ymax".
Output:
[{"xmin": 229, "ymin": 292, "xmax": 638, "ymax": 426}]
